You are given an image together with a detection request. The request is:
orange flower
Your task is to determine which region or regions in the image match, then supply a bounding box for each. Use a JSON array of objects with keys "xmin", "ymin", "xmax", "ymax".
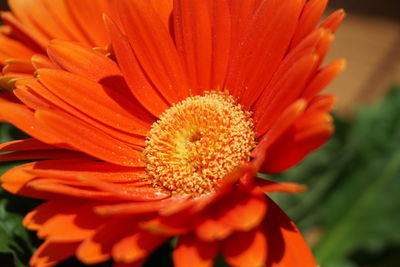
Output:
[{"xmin": 0, "ymin": 0, "xmax": 345, "ymax": 266}]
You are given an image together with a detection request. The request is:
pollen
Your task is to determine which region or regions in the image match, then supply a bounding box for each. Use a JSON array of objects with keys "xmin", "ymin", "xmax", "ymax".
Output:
[{"xmin": 144, "ymin": 92, "xmax": 256, "ymax": 195}]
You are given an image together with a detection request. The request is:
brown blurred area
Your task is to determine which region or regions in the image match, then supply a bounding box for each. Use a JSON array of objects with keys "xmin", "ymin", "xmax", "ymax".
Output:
[
  {"xmin": 325, "ymin": 0, "xmax": 400, "ymax": 117},
  {"xmin": 0, "ymin": 0, "xmax": 7, "ymax": 11},
  {"xmin": 0, "ymin": 0, "xmax": 399, "ymax": 117}
]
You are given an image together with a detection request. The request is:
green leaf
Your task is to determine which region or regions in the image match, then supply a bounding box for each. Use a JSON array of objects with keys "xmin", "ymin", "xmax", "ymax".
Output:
[
  {"xmin": 0, "ymin": 186, "xmax": 39, "ymax": 267},
  {"xmin": 314, "ymin": 86, "xmax": 400, "ymax": 263}
]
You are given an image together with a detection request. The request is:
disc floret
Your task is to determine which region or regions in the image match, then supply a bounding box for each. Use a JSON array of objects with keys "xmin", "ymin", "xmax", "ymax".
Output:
[{"xmin": 144, "ymin": 92, "xmax": 256, "ymax": 195}]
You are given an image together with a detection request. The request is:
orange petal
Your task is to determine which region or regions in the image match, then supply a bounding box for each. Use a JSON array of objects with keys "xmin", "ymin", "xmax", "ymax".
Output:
[
  {"xmin": 209, "ymin": 0, "xmax": 231, "ymax": 90},
  {"xmin": 25, "ymin": 159, "xmax": 148, "ymax": 183},
  {"xmin": 140, "ymin": 211, "xmax": 194, "ymax": 236},
  {"xmin": 320, "ymin": 9, "xmax": 346, "ymax": 33},
  {"xmin": 112, "ymin": 230, "xmax": 166, "ymax": 263},
  {"xmin": 149, "ymin": 0, "xmax": 173, "ymax": 29},
  {"xmin": 216, "ymin": 187, "xmax": 267, "ymax": 232},
  {"xmin": 252, "ymin": 28, "xmax": 329, "ymax": 118},
  {"xmin": 195, "ymin": 207, "xmax": 233, "ymax": 242},
  {"xmin": 254, "ymin": 54, "xmax": 319, "ymax": 137},
  {"xmin": 7, "ymin": 0, "xmax": 50, "ymax": 48},
  {"xmin": 23, "ymin": 199, "xmax": 82, "ymax": 230},
  {"xmin": 314, "ymin": 29, "xmax": 334, "ymax": 66},
  {"xmin": 261, "ymin": 110, "xmax": 333, "ymax": 174},
  {"xmin": 295, "ymin": 109, "xmax": 333, "ymax": 129},
  {"xmin": 302, "ymin": 59, "xmax": 346, "ymax": 100},
  {"xmin": 46, "ymin": 39, "xmax": 152, "ymax": 126},
  {"xmin": 222, "ymin": 227, "xmax": 267, "ymax": 267},
  {"xmin": 173, "ymin": 233, "xmax": 219, "ymax": 267},
  {"xmin": 0, "ymin": 165, "xmax": 72, "ymax": 200},
  {"xmin": 115, "ymin": 0, "xmax": 189, "ymax": 102},
  {"xmin": 307, "ymin": 94, "xmax": 337, "ymax": 112},
  {"xmin": 0, "ymin": 138, "xmax": 57, "ymax": 152},
  {"xmin": 229, "ymin": 0, "xmax": 261, "ymax": 53},
  {"xmin": 2, "ymin": 58, "xmax": 35, "ymax": 74},
  {"xmin": 35, "ymin": 109, "xmax": 145, "ymax": 167},
  {"xmin": 21, "ymin": 78, "xmax": 147, "ymax": 147},
  {"xmin": 38, "ymin": 204, "xmax": 106, "ymax": 242},
  {"xmin": 254, "ymin": 179, "xmax": 307, "ymax": 194},
  {"xmin": 263, "ymin": 197, "xmax": 316, "ymax": 267},
  {"xmin": 252, "ymin": 99, "xmax": 306, "ymax": 163},
  {"xmin": 1, "ymin": 164, "xmax": 38, "ymax": 194},
  {"xmin": 37, "ymin": 68, "xmax": 150, "ymax": 136},
  {"xmin": 31, "ymin": 54, "xmax": 55, "ymax": 69},
  {"xmin": 26, "ymin": 179, "xmax": 118, "ymax": 201},
  {"xmin": 16, "ymin": 0, "xmax": 74, "ymax": 43},
  {"xmin": 79, "ymin": 176, "xmax": 170, "ymax": 201},
  {"xmin": 0, "ymin": 149, "xmax": 93, "ymax": 163},
  {"xmin": 76, "ymin": 218, "xmax": 136, "ymax": 265},
  {"xmin": 226, "ymin": 0, "xmax": 305, "ymax": 108},
  {"xmin": 0, "ymin": 98, "xmax": 61, "ymax": 143},
  {"xmin": 30, "ymin": 240, "xmax": 80, "ymax": 267},
  {"xmin": 290, "ymin": 0, "xmax": 328, "ymax": 48},
  {"xmin": 104, "ymin": 14, "xmax": 169, "ymax": 117},
  {"xmin": 39, "ymin": 0, "xmax": 92, "ymax": 45},
  {"xmin": 1, "ymin": 12, "xmax": 45, "ymax": 52},
  {"xmin": 0, "ymin": 32, "xmax": 35, "ymax": 62},
  {"xmin": 95, "ymin": 196, "xmax": 189, "ymax": 216},
  {"xmin": 14, "ymin": 86, "xmax": 52, "ymax": 110},
  {"xmin": 173, "ymin": 0, "xmax": 212, "ymax": 93},
  {"xmin": 47, "ymin": 39, "xmax": 121, "ymax": 81},
  {"xmin": 191, "ymin": 164, "xmax": 255, "ymax": 213},
  {"xmin": 65, "ymin": 0, "xmax": 111, "ymax": 46}
]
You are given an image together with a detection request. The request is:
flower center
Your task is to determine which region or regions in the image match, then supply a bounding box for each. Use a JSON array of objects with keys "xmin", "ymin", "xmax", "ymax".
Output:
[{"xmin": 144, "ymin": 92, "xmax": 256, "ymax": 195}]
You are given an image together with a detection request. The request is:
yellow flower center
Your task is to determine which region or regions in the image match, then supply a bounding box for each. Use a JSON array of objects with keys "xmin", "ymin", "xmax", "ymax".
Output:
[{"xmin": 144, "ymin": 92, "xmax": 256, "ymax": 195}]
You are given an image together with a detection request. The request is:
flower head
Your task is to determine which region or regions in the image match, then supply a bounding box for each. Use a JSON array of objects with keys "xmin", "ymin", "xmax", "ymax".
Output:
[{"xmin": 0, "ymin": 0, "xmax": 345, "ymax": 266}]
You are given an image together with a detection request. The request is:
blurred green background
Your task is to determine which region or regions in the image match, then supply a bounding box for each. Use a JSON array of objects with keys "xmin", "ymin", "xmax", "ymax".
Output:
[{"xmin": 1, "ymin": 0, "xmax": 400, "ymax": 266}]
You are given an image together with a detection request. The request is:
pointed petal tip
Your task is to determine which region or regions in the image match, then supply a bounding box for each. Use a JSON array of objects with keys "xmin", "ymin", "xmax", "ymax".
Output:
[
  {"xmin": 338, "ymin": 8, "xmax": 346, "ymax": 17},
  {"xmin": 292, "ymin": 183, "xmax": 307, "ymax": 193},
  {"xmin": 295, "ymin": 99, "xmax": 308, "ymax": 113},
  {"xmin": 256, "ymin": 180, "xmax": 309, "ymax": 194},
  {"xmin": 336, "ymin": 58, "xmax": 347, "ymax": 71},
  {"xmin": 47, "ymin": 39, "xmax": 71, "ymax": 51}
]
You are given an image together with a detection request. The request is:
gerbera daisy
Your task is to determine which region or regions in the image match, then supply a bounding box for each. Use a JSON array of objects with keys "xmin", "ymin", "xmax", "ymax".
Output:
[
  {"xmin": 0, "ymin": 0, "xmax": 111, "ymax": 90},
  {"xmin": 0, "ymin": 0, "xmax": 345, "ymax": 266}
]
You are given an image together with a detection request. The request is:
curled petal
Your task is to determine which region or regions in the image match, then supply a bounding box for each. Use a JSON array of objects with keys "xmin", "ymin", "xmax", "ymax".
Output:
[
  {"xmin": 23, "ymin": 199, "xmax": 82, "ymax": 230},
  {"xmin": 195, "ymin": 207, "xmax": 233, "ymax": 242},
  {"xmin": 76, "ymin": 218, "xmax": 136, "ymax": 265},
  {"xmin": 254, "ymin": 179, "xmax": 307, "ymax": 194},
  {"xmin": 30, "ymin": 240, "xmax": 80, "ymax": 267},
  {"xmin": 173, "ymin": 233, "xmax": 219, "ymax": 267},
  {"xmin": 222, "ymin": 227, "xmax": 267, "ymax": 267},
  {"xmin": 320, "ymin": 9, "xmax": 346, "ymax": 33},
  {"xmin": 37, "ymin": 204, "xmax": 106, "ymax": 242},
  {"xmin": 112, "ymin": 230, "xmax": 167, "ymax": 263},
  {"xmin": 216, "ymin": 188, "xmax": 267, "ymax": 232}
]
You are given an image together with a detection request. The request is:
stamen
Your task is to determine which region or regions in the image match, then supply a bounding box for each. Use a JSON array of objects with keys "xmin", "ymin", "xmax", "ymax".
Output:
[{"xmin": 144, "ymin": 92, "xmax": 256, "ymax": 195}]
